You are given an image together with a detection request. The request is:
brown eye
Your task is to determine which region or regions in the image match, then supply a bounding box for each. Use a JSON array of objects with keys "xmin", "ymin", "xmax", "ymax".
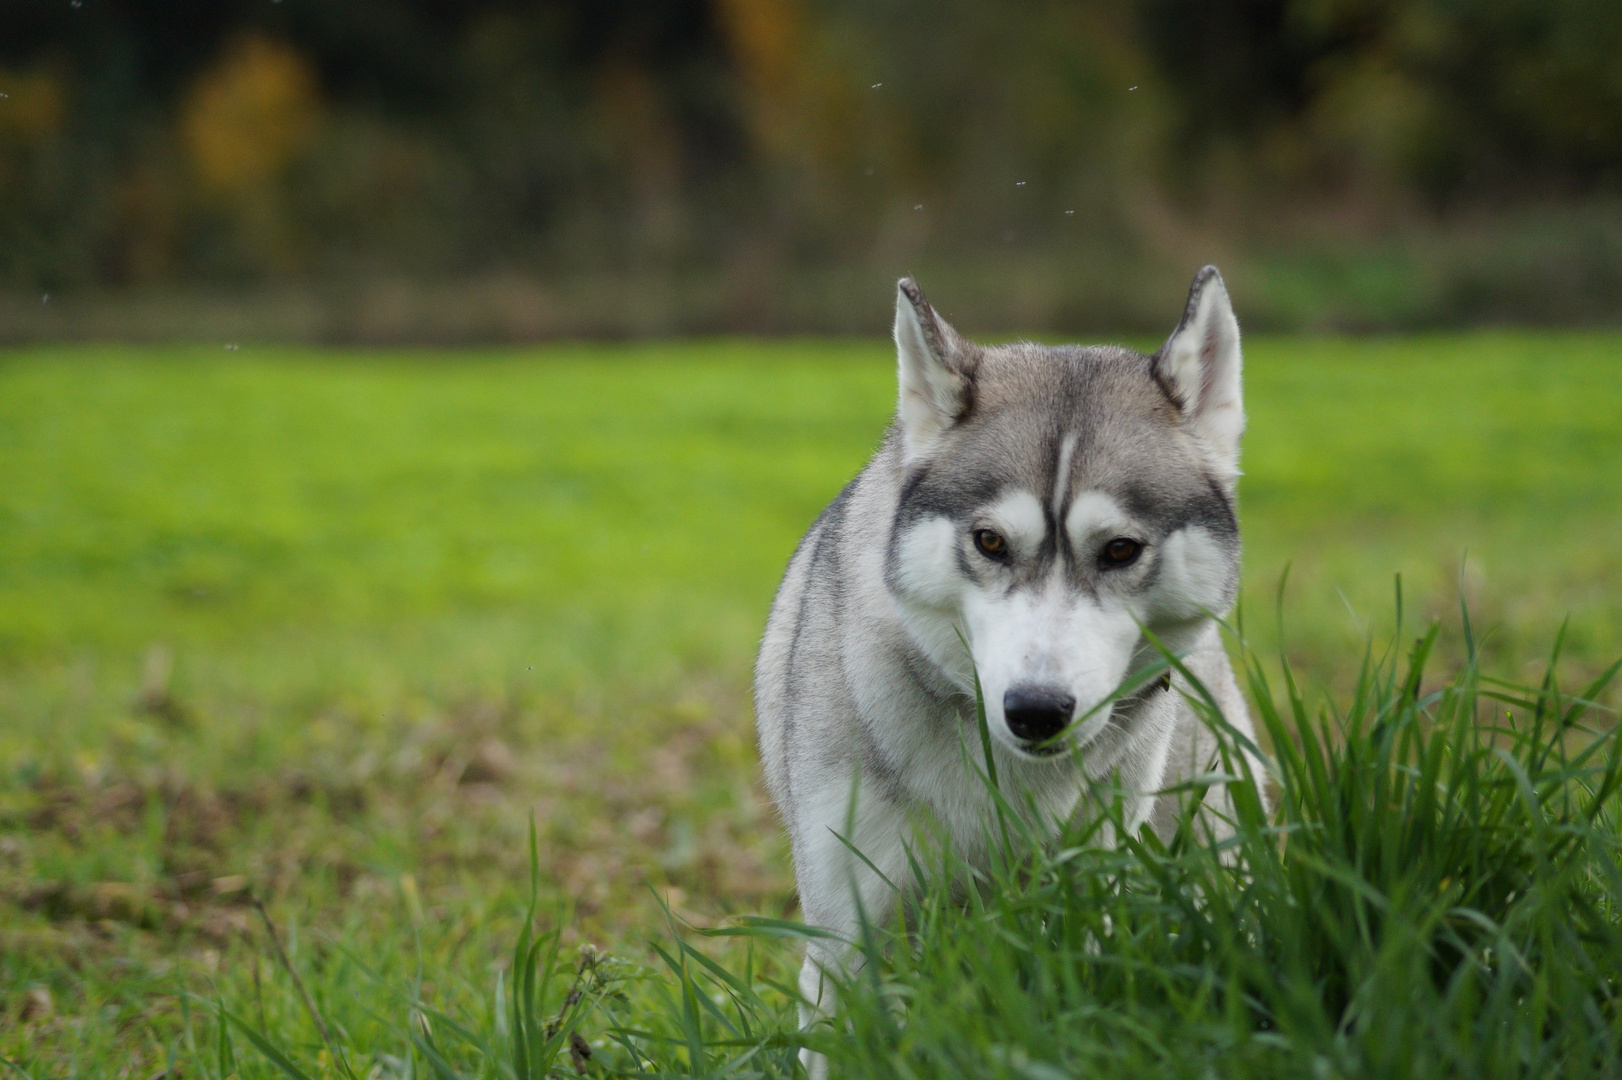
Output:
[
  {"xmin": 1101, "ymin": 537, "xmax": 1143, "ymax": 568},
  {"xmin": 973, "ymin": 529, "xmax": 1008, "ymax": 559}
]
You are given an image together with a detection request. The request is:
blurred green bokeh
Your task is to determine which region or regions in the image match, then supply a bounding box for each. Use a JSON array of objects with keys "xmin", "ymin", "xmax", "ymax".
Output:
[{"xmin": 4, "ymin": 1, "xmax": 1622, "ymax": 336}]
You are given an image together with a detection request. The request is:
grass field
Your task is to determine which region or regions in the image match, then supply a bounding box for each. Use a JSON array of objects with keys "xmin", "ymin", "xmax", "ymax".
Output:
[{"xmin": 2, "ymin": 334, "xmax": 1620, "ymax": 1075}]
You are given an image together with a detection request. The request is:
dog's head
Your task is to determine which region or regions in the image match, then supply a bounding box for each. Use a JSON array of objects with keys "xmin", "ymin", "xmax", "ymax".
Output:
[{"xmin": 884, "ymin": 268, "xmax": 1244, "ymax": 760}]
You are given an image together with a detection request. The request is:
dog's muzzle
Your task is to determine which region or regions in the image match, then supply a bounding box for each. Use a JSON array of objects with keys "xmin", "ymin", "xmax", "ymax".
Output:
[{"xmin": 1002, "ymin": 685, "xmax": 1076, "ymax": 749}]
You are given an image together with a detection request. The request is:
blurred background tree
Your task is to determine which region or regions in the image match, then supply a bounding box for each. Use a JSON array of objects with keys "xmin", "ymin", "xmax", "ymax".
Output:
[{"xmin": 2, "ymin": 0, "xmax": 1620, "ymax": 337}]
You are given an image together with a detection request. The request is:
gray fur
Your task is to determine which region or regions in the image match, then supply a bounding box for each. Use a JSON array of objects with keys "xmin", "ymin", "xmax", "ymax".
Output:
[{"xmin": 755, "ymin": 268, "xmax": 1264, "ymax": 1075}]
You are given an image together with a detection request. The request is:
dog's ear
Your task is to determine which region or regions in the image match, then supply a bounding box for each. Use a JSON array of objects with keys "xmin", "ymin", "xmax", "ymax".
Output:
[
  {"xmin": 1153, "ymin": 266, "xmax": 1244, "ymax": 485},
  {"xmin": 895, "ymin": 278, "xmax": 978, "ymax": 462}
]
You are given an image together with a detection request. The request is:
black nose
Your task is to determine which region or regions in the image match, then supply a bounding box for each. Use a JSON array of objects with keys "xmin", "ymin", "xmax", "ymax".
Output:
[{"xmin": 1002, "ymin": 686, "xmax": 1076, "ymax": 744}]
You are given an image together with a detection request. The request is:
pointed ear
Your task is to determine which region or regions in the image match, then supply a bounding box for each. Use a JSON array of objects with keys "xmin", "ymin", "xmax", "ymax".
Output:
[
  {"xmin": 1153, "ymin": 266, "xmax": 1244, "ymax": 485},
  {"xmin": 895, "ymin": 278, "xmax": 977, "ymax": 462}
]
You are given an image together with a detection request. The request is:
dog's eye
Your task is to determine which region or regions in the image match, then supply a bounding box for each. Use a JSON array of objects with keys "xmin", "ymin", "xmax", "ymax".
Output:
[
  {"xmin": 1100, "ymin": 537, "xmax": 1143, "ymax": 568},
  {"xmin": 972, "ymin": 529, "xmax": 1008, "ymax": 559}
]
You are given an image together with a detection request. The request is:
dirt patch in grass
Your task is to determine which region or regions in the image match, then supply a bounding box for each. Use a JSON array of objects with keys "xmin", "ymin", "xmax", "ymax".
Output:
[{"xmin": 0, "ymin": 687, "xmax": 792, "ymax": 1053}]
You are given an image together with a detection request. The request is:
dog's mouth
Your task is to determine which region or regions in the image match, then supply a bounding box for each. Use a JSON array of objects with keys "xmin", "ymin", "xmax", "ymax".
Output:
[{"xmin": 1019, "ymin": 737, "xmax": 1069, "ymax": 758}]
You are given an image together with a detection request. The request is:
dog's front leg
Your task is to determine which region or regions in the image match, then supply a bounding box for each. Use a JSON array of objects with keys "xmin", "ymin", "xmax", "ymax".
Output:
[
  {"xmin": 792, "ymin": 778, "xmax": 914, "ymax": 1079},
  {"xmin": 795, "ymin": 941, "xmax": 842, "ymax": 1080}
]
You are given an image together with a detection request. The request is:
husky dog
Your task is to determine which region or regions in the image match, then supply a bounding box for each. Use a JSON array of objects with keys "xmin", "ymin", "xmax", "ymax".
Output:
[{"xmin": 754, "ymin": 267, "xmax": 1261, "ymax": 1067}]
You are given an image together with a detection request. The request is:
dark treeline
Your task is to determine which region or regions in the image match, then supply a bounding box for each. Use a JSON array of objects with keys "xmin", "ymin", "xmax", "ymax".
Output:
[{"xmin": 3, "ymin": 0, "xmax": 1621, "ymax": 336}]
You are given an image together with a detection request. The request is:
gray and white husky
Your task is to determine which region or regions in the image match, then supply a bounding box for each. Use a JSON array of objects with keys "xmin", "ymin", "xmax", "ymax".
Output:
[{"xmin": 754, "ymin": 267, "xmax": 1263, "ymax": 1066}]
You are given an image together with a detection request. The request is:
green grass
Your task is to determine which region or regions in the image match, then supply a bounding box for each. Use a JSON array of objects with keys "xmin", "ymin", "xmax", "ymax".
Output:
[
  {"xmin": 641, "ymin": 621, "xmax": 1622, "ymax": 1078},
  {"xmin": 59, "ymin": 614, "xmax": 1622, "ymax": 1079},
  {"xmin": 1, "ymin": 334, "xmax": 1619, "ymax": 1075}
]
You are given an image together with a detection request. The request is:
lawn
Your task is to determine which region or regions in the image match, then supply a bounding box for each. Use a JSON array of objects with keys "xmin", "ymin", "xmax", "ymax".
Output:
[{"xmin": 1, "ymin": 334, "xmax": 1619, "ymax": 1075}]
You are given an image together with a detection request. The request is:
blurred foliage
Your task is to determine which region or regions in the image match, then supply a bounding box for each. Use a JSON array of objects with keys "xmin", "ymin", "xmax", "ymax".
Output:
[{"xmin": 1, "ymin": 0, "xmax": 1620, "ymax": 329}]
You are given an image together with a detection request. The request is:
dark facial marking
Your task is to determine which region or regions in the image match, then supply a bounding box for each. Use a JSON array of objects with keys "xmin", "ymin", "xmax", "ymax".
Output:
[
  {"xmin": 1117, "ymin": 479, "xmax": 1237, "ymax": 542},
  {"xmin": 887, "ymin": 337, "xmax": 1240, "ymax": 604}
]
